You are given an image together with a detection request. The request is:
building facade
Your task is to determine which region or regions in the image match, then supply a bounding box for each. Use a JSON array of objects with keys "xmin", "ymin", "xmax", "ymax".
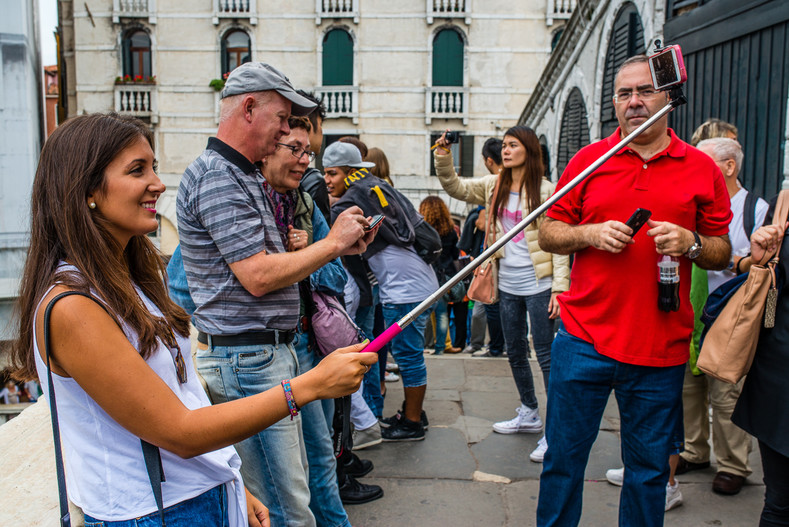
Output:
[
  {"xmin": 59, "ymin": 0, "xmax": 575, "ymax": 251},
  {"xmin": 0, "ymin": 0, "xmax": 43, "ymax": 343},
  {"xmin": 519, "ymin": 0, "xmax": 789, "ymax": 199}
]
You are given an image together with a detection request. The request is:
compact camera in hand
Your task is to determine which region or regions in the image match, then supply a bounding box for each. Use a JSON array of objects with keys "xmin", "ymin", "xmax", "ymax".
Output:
[{"xmin": 445, "ymin": 131, "xmax": 460, "ymax": 144}]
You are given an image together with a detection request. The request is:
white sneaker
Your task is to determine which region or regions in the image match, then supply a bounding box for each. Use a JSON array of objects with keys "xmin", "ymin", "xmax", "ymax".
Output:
[
  {"xmin": 665, "ymin": 481, "xmax": 683, "ymax": 511},
  {"xmin": 385, "ymin": 362, "xmax": 399, "ymax": 373},
  {"xmin": 529, "ymin": 436, "xmax": 548, "ymax": 462},
  {"xmin": 606, "ymin": 467, "xmax": 624, "ymax": 486},
  {"xmin": 492, "ymin": 406, "xmax": 543, "ymax": 434},
  {"xmin": 384, "ymin": 371, "xmax": 400, "ymax": 382}
]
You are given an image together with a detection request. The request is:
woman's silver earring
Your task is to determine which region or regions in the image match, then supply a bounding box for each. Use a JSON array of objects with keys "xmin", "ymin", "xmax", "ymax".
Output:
[{"xmin": 89, "ymin": 202, "xmax": 96, "ymax": 209}]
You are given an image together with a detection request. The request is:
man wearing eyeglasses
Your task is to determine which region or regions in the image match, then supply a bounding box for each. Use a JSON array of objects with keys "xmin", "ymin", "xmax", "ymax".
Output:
[
  {"xmin": 536, "ymin": 55, "xmax": 732, "ymax": 526},
  {"xmin": 176, "ymin": 63, "xmax": 377, "ymax": 527}
]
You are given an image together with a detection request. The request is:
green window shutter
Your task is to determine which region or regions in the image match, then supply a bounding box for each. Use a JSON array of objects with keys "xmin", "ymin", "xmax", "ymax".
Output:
[
  {"xmin": 557, "ymin": 88, "xmax": 591, "ymax": 177},
  {"xmin": 323, "ymin": 29, "xmax": 353, "ymax": 86},
  {"xmin": 460, "ymin": 134, "xmax": 474, "ymax": 177},
  {"xmin": 432, "ymin": 29, "xmax": 463, "ymax": 87}
]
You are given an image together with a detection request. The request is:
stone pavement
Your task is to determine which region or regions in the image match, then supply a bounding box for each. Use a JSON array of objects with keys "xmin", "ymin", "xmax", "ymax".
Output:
[{"xmin": 347, "ymin": 354, "xmax": 765, "ymax": 527}]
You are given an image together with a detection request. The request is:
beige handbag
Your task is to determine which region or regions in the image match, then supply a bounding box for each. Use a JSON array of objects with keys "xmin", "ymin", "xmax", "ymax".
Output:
[
  {"xmin": 698, "ymin": 190, "xmax": 789, "ymax": 383},
  {"xmin": 467, "ymin": 178, "xmax": 501, "ymax": 305}
]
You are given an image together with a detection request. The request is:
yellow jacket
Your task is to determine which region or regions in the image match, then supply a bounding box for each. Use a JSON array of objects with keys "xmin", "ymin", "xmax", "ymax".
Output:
[{"xmin": 434, "ymin": 151, "xmax": 570, "ymax": 293}]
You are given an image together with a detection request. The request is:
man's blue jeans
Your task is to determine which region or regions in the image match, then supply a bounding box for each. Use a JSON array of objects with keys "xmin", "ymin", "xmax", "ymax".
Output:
[
  {"xmin": 433, "ymin": 297, "xmax": 450, "ymax": 354},
  {"xmin": 195, "ymin": 340, "xmax": 316, "ymax": 527},
  {"xmin": 537, "ymin": 326, "xmax": 684, "ymax": 527},
  {"xmin": 294, "ymin": 332, "xmax": 352, "ymax": 527},
  {"xmin": 381, "ymin": 302, "xmax": 431, "ymax": 388},
  {"xmin": 498, "ymin": 289, "xmax": 553, "ymax": 409}
]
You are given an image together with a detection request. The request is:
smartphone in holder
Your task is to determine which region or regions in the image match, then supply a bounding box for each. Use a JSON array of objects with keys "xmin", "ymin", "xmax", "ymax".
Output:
[
  {"xmin": 648, "ymin": 44, "xmax": 687, "ymax": 91},
  {"xmin": 365, "ymin": 214, "xmax": 385, "ymax": 231},
  {"xmin": 625, "ymin": 208, "xmax": 652, "ymax": 236}
]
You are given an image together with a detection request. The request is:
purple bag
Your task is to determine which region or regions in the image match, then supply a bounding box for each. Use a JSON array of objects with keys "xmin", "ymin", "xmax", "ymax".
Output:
[{"xmin": 309, "ymin": 290, "xmax": 364, "ymax": 357}]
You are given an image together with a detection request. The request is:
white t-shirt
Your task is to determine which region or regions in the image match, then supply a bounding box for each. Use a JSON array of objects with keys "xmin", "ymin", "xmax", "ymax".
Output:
[
  {"xmin": 367, "ymin": 244, "xmax": 439, "ymax": 305},
  {"xmin": 708, "ymin": 187, "xmax": 769, "ymax": 293},
  {"xmin": 497, "ymin": 191, "xmax": 552, "ymax": 296}
]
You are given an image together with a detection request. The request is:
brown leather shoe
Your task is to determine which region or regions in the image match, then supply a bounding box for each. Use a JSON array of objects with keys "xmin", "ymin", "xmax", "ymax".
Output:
[
  {"xmin": 445, "ymin": 346, "xmax": 462, "ymax": 353},
  {"xmin": 712, "ymin": 471, "xmax": 746, "ymax": 495},
  {"xmin": 675, "ymin": 457, "xmax": 710, "ymax": 475}
]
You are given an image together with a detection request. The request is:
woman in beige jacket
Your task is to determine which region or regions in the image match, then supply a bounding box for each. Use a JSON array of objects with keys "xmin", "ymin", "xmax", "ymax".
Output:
[{"xmin": 434, "ymin": 126, "xmax": 569, "ymax": 463}]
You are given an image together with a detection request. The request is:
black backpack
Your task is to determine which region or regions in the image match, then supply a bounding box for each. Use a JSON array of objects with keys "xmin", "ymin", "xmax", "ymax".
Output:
[
  {"xmin": 412, "ymin": 217, "xmax": 442, "ymax": 265},
  {"xmin": 743, "ymin": 190, "xmax": 759, "ymax": 240}
]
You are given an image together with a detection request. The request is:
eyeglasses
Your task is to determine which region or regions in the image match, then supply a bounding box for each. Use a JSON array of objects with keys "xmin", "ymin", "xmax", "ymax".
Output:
[
  {"xmin": 613, "ymin": 88, "xmax": 661, "ymax": 104},
  {"xmin": 277, "ymin": 143, "xmax": 316, "ymax": 162}
]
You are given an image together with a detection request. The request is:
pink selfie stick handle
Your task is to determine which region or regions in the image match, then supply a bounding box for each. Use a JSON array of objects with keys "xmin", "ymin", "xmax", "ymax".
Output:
[{"xmin": 362, "ymin": 324, "xmax": 402, "ymax": 354}]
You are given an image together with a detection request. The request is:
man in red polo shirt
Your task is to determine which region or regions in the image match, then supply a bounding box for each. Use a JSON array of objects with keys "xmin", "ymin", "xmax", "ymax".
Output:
[{"xmin": 536, "ymin": 55, "xmax": 732, "ymax": 526}]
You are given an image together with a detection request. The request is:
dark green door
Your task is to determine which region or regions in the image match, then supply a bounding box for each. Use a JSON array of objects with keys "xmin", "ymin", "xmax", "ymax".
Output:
[
  {"xmin": 432, "ymin": 29, "xmax": 463, "ymax": 86},
  {"xmin": 323, "ymin": 29, "xmax": 353, "ymax": 86}
]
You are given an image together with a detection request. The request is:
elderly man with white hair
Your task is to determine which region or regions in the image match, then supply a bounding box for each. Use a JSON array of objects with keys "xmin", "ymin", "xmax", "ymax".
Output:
[{"xmin": 682, "ymin": 136, "xmax": 769, "ymax": 496}]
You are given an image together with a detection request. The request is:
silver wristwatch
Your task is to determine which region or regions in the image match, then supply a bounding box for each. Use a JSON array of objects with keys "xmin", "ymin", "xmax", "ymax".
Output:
[{"xmin": 686, "ymin": 231, "xmax": 702, "ymax": 259}]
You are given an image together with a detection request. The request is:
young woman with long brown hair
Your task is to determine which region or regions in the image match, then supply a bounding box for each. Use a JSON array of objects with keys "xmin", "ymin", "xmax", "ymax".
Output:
[
  {"xmin": 433, "ymin": 126, "xmax": 569, "ymax": 462},
  {"xmin": 419, "ymin": 196, "xmax": 462, "ymax": 354},
  {"xmin": 9, "ymin": 113, "xmax": 375, "ymax": 526}
]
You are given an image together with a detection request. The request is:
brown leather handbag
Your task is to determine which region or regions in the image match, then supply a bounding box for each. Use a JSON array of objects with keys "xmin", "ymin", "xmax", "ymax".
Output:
[
  {"xmin": 698, "ymin": 190, "xmax": 789, "ymax": 383},
  {"xmin": 467, "ymin": 178, "xmax": 501, "ymax": 305}
]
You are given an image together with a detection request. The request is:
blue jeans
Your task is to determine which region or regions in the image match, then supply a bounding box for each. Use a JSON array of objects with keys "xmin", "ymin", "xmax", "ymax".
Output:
[
  {"xmin": 485, "ymin": 302, "xmax": 505, "ymax": 355},
  {"xmin": 381, "ymin": 302, "xmax": 431, "ymax": 388},
  {"xmin": 195, "ymin": 340, "xmax": 316, "ymax": 527},
  {"xmin": 537, "ymin": 326, "xmax": 685, "ymax": 527},
  {"xmin": 498, "ymin": 289, "xmax": 553, "ymax": 409},
  {"xmin": 84, "ymin": 485, "xmax": 228, "ymax": 526},
  {"xmin": 433, "ymin": 297, "xmax": 450, "ymax": 354},
  {"xmin": 294, "ymin": 332, "xmax": 352, "ymax": 527},
  {"xmin": 355, "ymin": 287, "xmax": 384, "ymax": 417}
]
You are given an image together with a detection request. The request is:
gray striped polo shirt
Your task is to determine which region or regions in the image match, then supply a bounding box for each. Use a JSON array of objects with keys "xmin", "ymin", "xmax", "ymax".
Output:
[{"xmin": 176, "ymin": 138, "xmax": 299, "ymax": 334}]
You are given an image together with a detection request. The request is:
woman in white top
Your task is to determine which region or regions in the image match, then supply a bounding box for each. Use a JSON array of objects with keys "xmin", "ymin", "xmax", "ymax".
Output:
[
  {"xmin": 9, "ymin": 113, "xmax": 376, "ymax": 527},
  {"xmin": 434, "ymin": 126, "xmax": 570, "ymax": 462}
]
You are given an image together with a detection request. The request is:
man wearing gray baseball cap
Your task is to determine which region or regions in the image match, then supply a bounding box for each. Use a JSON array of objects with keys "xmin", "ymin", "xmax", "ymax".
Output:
[{"xmin": 176, "ymin": 63, "xmax": 378, "ymax": 526}]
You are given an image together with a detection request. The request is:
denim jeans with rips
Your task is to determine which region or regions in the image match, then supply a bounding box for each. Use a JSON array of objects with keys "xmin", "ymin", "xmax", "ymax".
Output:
[
  {"xmin": 537, "ymin": 325, "xmax": 685, "ymax": 527},
  {"xmin": 381, "ymin": 302, "xmax": 431, "ymax": 388},
  {"xmin": 195, "ymin": 340, "xmax": 316, "ymax": 527},
  {"xmin": 293, "ymin": 331, "xmax": 352, "ymax": 527}
]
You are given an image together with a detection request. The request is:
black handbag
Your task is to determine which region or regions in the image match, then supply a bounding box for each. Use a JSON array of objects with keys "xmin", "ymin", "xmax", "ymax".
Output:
[{"xmin": 43, "ymin": 291, "xmax": 167, "ymax": 527}]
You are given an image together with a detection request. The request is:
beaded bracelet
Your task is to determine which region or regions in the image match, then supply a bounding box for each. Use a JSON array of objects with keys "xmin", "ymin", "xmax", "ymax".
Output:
[{"xmin": 281, "ymin": 379, "xmax": 300, "ymax": 420}]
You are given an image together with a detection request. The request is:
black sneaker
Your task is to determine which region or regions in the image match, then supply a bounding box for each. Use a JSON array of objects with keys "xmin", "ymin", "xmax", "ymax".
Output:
[
  {"xmin": 343, "ymin": 452, "xmax": 373, "ymax": 478},
  {"xmin": 338, "ymin": 473, "xmax": 384, "ymax": 505},
  {"xmin": 379, "ymin": 402, "xmax": 429, "ymax": 430},
  {"xmin": 381, "ymin": 415, "xmax": 425, "ymax": 442}
]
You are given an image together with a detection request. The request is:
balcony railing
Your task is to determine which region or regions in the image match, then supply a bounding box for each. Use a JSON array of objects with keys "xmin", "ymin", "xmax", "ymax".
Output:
[
  {"xmin": 112, "ymin": 0, "xmax": 156, "ymax": 24},
  {"xmin": 213, "ymin": 0, "xmax": 258, "ymax": 25},
  {"xmin": 315, "ymin": 0, "xmax": 359, "ymax": 24},
  {"xmin": 425, "ymin": 87, "xmax": 468, "ymax": 125},
  {"xmin": 546, "ymin": 0, "xmax": 576, "ymax": 25},
  {"xmin": 115, "ymin": 84, "xmax": 157, "ymax": 122},
  {"xmin": 316, "ymin": 86, "xmax": 359, "ymax": 124},
  {"xmin": 427, "ymin": 0, "xmax": 471, "ymax": 25}
]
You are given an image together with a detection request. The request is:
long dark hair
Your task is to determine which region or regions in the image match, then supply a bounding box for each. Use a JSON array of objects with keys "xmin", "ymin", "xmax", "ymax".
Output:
[
  {"xmin": 490, "ymin": 126, "xmax": 545, "ymax": 227},
  {"xmin": 11, "ymin": 113, "xmax": 190, "ymax": 380}
]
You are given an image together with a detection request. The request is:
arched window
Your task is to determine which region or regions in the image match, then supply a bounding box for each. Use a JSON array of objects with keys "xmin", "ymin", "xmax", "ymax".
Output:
[
  {"xmin": 557, "ymin": 88, "xmax": 591, "ymax": 177},
  {"xmin": 600, "ymin": 2, "xmax": 645, "ymax": 137},
  {"xmin": 432, "ymin": 28, "xmax": 463, "ymax": 87},
  {"xmin": 221, "ymin": 29, "xmax": 251, "ymax": 76},
  {"xmin": 122, "ymin": 29, "xmax": 151, "ymax": 78},
  {"xmin": 322, "ymin": 29, "xmax": 353, "ymax": 86},
  {"xmin": 551, "ymin": 28, "xmax": 564, "ymax": 52}
]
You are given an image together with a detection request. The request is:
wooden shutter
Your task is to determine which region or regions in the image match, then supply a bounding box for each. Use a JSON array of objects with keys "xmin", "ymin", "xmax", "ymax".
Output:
[
  {"xmin": 432, "ymin": 29, "xmax": 463, "ymax": 87},
  {"xmin": 460, "ymin": 134, "xmax": 474, "ymax": 177},
  {"xmin": 557, "ymin": 88, "xmax": 591, "ymax": 177},
  {"xmin": 600, "ymin": 3, "xmax": 645, "ymax": 138}
]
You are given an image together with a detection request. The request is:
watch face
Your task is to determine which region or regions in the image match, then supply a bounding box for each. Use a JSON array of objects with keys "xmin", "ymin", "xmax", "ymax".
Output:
[{"xmin": 688, "ymin": 245, "xmax": 702, "ymax": 259}]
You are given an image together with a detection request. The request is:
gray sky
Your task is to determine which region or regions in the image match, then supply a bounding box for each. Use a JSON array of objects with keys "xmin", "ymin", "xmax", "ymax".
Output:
[{"xmin": 39, "ymin": 0, "xmax": 58, "ymax": 66}]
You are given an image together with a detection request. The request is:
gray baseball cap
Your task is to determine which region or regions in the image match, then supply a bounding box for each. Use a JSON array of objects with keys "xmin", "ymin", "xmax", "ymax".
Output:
[
  {"xmin": 221, "ymin": 62, "xmax": 316, "ymax": 116},
  {"xmin": 322, "ymin": 141, "xmax": 376, "ymax": 169}
]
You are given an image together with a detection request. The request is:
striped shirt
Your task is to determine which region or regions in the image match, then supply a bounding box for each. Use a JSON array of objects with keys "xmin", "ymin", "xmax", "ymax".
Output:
[{"xmin": 176, "ymin": 138, "xmax": 299, "ymax": 334}]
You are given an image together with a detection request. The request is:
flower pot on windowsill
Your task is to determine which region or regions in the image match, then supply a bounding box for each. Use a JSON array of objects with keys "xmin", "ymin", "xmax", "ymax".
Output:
[
  {"xmin": 115, "ymin": 75, "xmax": 157, "ymax": 85},
  {"xmin": 209, "ymin": 79, "xmax": 225, "ymax": 92}
]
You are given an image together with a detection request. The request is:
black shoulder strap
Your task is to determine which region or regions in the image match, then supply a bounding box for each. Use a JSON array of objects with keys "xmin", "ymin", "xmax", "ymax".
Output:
[
  {"xmin": 44, "ymin": 291, "xmax": 166, "ymax": 527},
  {"xmin": 743, "ymin": 190, "xmax": 758, "ymax": 240}
]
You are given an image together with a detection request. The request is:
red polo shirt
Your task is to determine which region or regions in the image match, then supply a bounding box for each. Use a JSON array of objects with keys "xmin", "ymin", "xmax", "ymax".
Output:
[{"xmin": 547, "ymin": 128, "xmax": 731, "ymax": 367}]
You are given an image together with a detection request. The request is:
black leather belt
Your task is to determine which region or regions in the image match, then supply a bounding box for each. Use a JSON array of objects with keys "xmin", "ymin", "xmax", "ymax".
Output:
[{"xmin": 197, "ymin": 330, "xmax": 295, "ymax": 347}]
